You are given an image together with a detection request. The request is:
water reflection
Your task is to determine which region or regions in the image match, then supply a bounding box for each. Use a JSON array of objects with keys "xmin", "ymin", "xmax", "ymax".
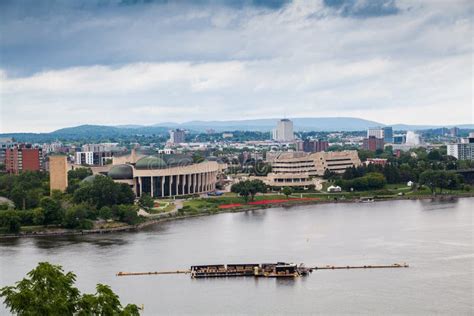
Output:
[
  {"xmin": 275, "ymin": 278, "xmax": 297, "ymax": 287},
  {"xmin": 419, "ymin": 198, "xmax": 459, "ymax": 211},
  {"xmin": 241, "ymin": 209, "xmax": 267, "ymax": 222},
  {"xmin": 31, "ymin": 235, "xmax": 129, "ymax": 249}
]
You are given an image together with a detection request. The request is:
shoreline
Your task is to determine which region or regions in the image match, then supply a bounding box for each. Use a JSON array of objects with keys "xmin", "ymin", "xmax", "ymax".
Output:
[{"xmin": 1, "ymin": 193, "xmax": 473, "ymax": 240}]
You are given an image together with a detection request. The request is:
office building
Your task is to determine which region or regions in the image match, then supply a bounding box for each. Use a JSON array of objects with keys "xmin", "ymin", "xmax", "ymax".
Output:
[
  {"xmin": 367, "ymin": 126, "xmax": 393, "ymax": 143},
  {"xmin": 362, "ymin": 136, "xmax": 384, "ymax": 151},
  {"xmin": 367, "ymin": 127, "xmax": 384, "ymax": 139},
  {"xmin": 383, "ymin": 127, "xmax": 393, "ymax": 143},
  {"xmin": 5, "ymin": 144, "xmax": 43, "ymax": 174},
  {"xmin": 75, "ymin": 151, "xmax": 113, "ymax": 166},
  {"xmin": 169, "ymin": 129, "xmax": 186, "ymax": 144},
  {"xmin": 273, "ymin": 119, "xmax": 294, "ymax": 142},
  {"xmin": 49, "ymin": 155, "xmax": 68, "ymax": 193},
  {"xmin": 297, "ymin": 139, "xmax": 329, "ymax": 153}
]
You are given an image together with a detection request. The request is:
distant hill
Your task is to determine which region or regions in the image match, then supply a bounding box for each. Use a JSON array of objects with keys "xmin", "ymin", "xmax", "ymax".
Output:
[
  {"xmin": 52, "ymin": 125, "xmax": 169, "ymax": 137},
  {"xmin": 154, "ymin": 117, "xmax": 386, "ymax": 132},
  {"xmin": 0, "ymin": 125, "xmax": 169, "ymax": 142},
  {"xmin": 391, "ymin": 123, "xmax": 474, "ymax": 131},
  {"xmin": 1, "ymin": 118, "xmax": 472, "ymax": 141}
]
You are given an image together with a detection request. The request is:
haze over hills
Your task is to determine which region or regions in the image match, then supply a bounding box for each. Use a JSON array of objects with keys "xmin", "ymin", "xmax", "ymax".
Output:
[
  {"xmin": 1, "ymin": 118, "xmax": 473, "ymax": 141},
  {"xmin": 153, "ymin": 117, "xmax": 385, "ymax": 132}
]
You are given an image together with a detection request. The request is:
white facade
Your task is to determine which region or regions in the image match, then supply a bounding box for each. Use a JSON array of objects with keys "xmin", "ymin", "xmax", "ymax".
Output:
[
  {"xmin": 367, "ymin": 127, "xmax": 384, "ymax": 139},
  {"xmin": 273, "ymin": 119, "xmax": 294, "ymax": 142},
  {"xmin": 447, "ymin": 143, "xmax": 474, "ymax": 160},
  {"xmin": 75, "ymin": 152, "xmax": 94, "ymax": 165},
  {"xmin": 405, "ymin": 131, "xmax": 422, "ymax": 145}
]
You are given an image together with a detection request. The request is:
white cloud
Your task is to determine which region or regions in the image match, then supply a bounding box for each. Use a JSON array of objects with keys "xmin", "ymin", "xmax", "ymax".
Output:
[{"xmin": 0, "ymin": 0, "xmax": 472, "ymax": 132}]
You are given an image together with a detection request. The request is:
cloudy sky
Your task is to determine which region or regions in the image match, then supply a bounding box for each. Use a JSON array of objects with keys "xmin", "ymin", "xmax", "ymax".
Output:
[{"xmin": 0, "ymin": 0, "xmax": 472, "ymax": 132}]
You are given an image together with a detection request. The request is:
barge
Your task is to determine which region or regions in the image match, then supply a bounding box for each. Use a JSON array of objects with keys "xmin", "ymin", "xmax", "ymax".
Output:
[
  {"xmin": 117, "ymin": 262, "xmax": 408, "ymax": 278},
  {"xmin": 191, "ymin": 262, "xmax": 311, "ymax": 278}
]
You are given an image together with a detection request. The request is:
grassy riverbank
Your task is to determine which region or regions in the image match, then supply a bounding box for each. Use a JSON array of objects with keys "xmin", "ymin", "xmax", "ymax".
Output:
[
  {"xmin": 2, "ymin": 187, "xmax": 473, "ymax": 239},
  {"xmin": 179, "ymin": 185, "xmax": 473, "ymax": 215}
]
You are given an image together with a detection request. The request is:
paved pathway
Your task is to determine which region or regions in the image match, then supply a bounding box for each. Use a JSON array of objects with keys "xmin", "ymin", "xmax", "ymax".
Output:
[{"xmin": 138, "ymin": 199, "xmax": 184, "ymax": 219}]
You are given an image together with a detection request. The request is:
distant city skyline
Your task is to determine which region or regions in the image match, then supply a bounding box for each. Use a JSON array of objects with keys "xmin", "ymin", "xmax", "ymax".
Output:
[{"xmin": 1, "ymin": 0, "xmax": 472, "ymax": 133}]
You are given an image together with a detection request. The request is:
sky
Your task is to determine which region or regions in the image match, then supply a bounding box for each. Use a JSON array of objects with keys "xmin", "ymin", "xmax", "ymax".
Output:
[{"xmin": 0, "ymin": 0, "xmax": 472, "ymax": 133}]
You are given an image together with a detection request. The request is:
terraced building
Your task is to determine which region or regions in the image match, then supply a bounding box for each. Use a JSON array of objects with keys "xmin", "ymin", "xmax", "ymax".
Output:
[{"xmin": 262, "ymin": 150, "xmax": 361, "ymax": 189}]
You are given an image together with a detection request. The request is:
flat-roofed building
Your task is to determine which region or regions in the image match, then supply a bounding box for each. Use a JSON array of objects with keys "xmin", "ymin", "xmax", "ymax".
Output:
[
  {"xmin": 362, "ymin": 136, "xmax": 384, "ymax": 151},
  {"xmin": 297, "ymin": 139, "xmax": 329, "ymax": 153},
  {"xmin": 367, "ymin": 127, "xmax": 384, "ymax": 139},
  {"xmin": 273, "ymin": 119, "xmax": 294, "ymax": 142},
  {"xmin": 447, "ymin": 133, "xmax": 474, "ymax": 161},
  {"xmin": 5, "ymin": 144, "xmax": 43, "ymax": 174},
  {"xmin": 169, "ymin": 129, "xmax": 186, "ymax": 144}
]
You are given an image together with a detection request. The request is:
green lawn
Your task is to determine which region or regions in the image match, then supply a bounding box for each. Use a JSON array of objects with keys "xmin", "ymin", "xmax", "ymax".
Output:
[{"xmin": 147, "ymin": 202, "xmax": 175, "ymax": 214}]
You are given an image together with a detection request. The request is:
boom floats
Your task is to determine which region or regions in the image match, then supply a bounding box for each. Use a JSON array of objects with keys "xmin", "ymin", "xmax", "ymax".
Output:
[{"xmin": 117, "ymin": 262, "xmax": 409, "ymax": 278}]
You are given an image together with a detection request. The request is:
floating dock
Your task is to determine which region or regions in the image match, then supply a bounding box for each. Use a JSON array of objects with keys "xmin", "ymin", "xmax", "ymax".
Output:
[{"xmin": 117, "ymin": 262, "xmax": 408, "ymax": 278}]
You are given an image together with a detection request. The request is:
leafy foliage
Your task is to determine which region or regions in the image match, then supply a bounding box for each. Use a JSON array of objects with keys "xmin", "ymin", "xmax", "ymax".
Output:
[
  {"xmin": 231, "ymin": 179, "xmax": 267, "ymax": 202},
  {"xmin": 282, "ymin": 187, "xmax": 293, "ymax": 198},
  {"xmin": 0, "ymin": 262, "xmax": 139, "ymax": 316},
  {"xmin": 73, "ymin": 176, "xmax": 134, "ymax": 209},
  {"xmin": 337, "ymin": 172, "xmax": 387, "ymax": 191},
  {"xmin": 138, "ymin": 193, "xmax": 154, "ymax": 210}
]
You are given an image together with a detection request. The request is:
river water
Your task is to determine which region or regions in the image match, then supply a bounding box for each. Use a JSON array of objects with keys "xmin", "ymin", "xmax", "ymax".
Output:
[{"xmin": 1, "ymin": 198, "xmax": 473, "ymax": 315}]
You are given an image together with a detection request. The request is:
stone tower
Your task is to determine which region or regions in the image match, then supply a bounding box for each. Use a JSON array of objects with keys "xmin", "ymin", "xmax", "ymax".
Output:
[{"xmin": 49, "ymin": 155, "xmax": 68, "ymax": 193}]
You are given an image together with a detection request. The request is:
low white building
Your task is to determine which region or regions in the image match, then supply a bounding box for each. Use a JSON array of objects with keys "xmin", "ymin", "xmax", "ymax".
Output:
[{"xmin": 327, "ymin": 185, "xmax": 342, "ymax": 192}]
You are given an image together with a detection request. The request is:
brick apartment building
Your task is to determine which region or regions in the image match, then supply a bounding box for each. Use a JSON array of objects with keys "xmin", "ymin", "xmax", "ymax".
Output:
[
  {"xmin": 5, "ymin": 144, "xmax": 43, "ymax": 174},
  {"xmin": 362, "ymin": 136, "xmax": 384, "ymax": 152}
]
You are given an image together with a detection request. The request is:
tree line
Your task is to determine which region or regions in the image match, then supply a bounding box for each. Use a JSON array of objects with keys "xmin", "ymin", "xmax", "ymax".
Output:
[{"xmin": 0, "ymin": 168, "xmax": 141, "ymax": 234}]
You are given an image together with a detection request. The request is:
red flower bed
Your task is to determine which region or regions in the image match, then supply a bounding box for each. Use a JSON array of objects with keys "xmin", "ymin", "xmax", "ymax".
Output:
[
  {"xmin": 218, "ymin": 197, "xmax": 319, "ymax": 209},
  {"xmin": 219, "ymin": 203, "xmax": 243, "ymax": 209}
]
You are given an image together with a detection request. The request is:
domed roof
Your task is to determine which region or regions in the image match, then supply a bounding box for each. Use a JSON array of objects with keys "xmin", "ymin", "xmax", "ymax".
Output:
[
  {"xmin": 82, "ymin": 174, "xmax": 99, "ymax": 183},
  {"xmin": 108, "ymin": 164, "xmax": 133, "ymax": 179},
  {"xmin": 135, "ymin": 156, "xmax": 168, "ymax": 169},
  {"xmin": 164, "ymin": 155, "xmax": 193, "ymax": 167}
]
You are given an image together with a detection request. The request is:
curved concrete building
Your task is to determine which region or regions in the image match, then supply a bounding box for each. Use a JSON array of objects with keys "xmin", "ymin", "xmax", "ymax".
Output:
[{"xmin": 108, "ymin": 155, "xmax": 219, "ymax": 198}]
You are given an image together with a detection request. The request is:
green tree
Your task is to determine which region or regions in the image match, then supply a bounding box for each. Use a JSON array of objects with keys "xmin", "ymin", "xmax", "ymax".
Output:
[
  {"xmin": 427, "ymin": 150, "xmax": 443, "ymax": 161},
  {"xmin": 419, "ymin": 170, "xmax": 438, "ymax": 194},
  {"xmin": 98, "ymin": 206, "xmax": 113, "ymax": 220},
  {"xmin": 248, "ymin": 179, "xmax": 267, "ymax": 201},
  {"xmin": 138, "ymin": 193, "xmax": 154, "ymax": 210},
  {"xmin": 68, "ymin": 168, "xmax": 93, "ymax": 181},
  {"xmin": 77, "ymin": 284, "xmax": 139, "ymax": 316},
  {"xmin": 231, "ymin": 181, "xmax": 250, "ymax": 203},
  {"xmin": 0, "ymin": 262, "xmax": 139, "ymax": 316},
  {"xmin": 63, "ymin": 205, "xmax": 93, "ymax": 229},
  {"xmin": 115, "ymin": 205, "xmax": 140, "ymax": 225},
  {"xmin": 73, "ymin": 176, "xmax": 134, "ymax": 209},
  {"xmin": 231, "ymin": 180, "xmax": 267, "ymax": 202},
  {"xmin": 40, "ymin": 197, "xmax": 64, "ymax": 225},
  {"xmin": 282, "ymin": 187, "xmax": 293, "ymax": 199},
  {"xmin": 32, "ymin": 208, "xmax": 45, "ymax": 226},
  {"xmin": 323, "ymin": 168, "xmax": 336, "ymax": 180},
  {"xmin": 6, "ymin": 214, "xmax": 21, "ymax": 234}
]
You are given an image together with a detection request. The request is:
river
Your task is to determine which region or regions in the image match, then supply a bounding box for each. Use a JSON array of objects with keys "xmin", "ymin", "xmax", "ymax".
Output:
[{"xmin": 1, "ymin": 198, "xmax": 473, "ymax": 315}]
